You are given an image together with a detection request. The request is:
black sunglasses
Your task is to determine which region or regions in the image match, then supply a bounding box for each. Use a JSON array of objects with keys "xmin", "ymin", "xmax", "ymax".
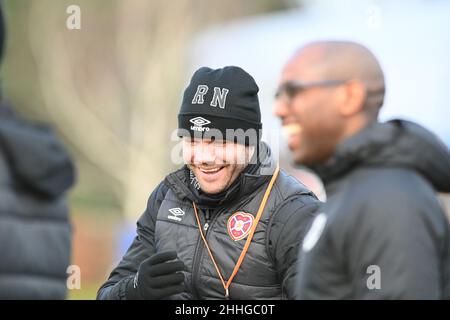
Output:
[{"xmin": 275, "ymin": 79, "xmax": 348, "ymax": 99}]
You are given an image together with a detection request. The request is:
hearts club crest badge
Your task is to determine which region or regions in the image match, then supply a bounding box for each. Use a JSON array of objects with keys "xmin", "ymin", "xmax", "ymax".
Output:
[{"xmin": 227, "ymin": 211, "xmax": 255, "ymax": 241}]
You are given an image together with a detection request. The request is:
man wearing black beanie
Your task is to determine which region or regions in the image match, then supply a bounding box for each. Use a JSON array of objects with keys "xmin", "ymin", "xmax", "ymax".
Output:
[{"xmin": 98, "ymin": 66, "xmax": 320, "ymax": 300}]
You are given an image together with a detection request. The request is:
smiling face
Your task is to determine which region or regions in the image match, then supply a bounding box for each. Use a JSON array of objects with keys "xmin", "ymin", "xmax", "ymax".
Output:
[
  {"xmin": 274, "ymin": 42, "xmax": 386, "ymax": 166},
  {"xmin": 274, "ymin": 66, "xmax": 345, "ymax": 165},
  {"xmin": 274, "ymin": 49, "xmax": 348, "ymax": 166},
  {"xmin": 182, "ymin": 137, "xmax": 255, "ymax": 194}
]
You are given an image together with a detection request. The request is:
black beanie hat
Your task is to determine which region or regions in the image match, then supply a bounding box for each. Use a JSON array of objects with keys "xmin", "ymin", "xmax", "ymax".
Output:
[{"xmin": 178, "ymin": 66, "xmax": 262, "ymax": 145}]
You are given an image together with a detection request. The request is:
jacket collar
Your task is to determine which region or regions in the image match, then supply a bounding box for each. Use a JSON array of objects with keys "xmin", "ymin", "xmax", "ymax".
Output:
[{"xmin": 308, "ymin": 119, "xmax": 450, "ymax": 193}]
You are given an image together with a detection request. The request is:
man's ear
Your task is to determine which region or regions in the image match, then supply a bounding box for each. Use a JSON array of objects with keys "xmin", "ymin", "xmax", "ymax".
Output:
[
  {"xmin": 248, "ymin": 145, "xmax": 256, "ymax": 162},
  {"xmin": 239, "ymin": 145, "xmax": 256, "ymax": 165},
  {"xmin": 339, "ymin": 80, "xmax": 367, "ymax": 117}
]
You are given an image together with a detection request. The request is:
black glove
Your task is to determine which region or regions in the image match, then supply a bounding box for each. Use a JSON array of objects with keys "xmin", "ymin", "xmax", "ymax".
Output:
[{"xmin": 126, "ymin": 251, "xmax": 186, "ymax": 300}]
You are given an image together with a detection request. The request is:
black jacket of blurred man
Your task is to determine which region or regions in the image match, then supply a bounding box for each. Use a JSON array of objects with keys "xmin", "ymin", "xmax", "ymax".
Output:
[
  {"xmin": 0, "ymin": 103, "xmax": 75, "ymax": 299},
  {"xmin": 0, "ymin": 6, "xmax": 75, "ymax": 299},
  {"xmin": 97, "ymin": 66, "xmax": 320, "ymax": 300},
  {"xmin": 275, "ymin": 40, "xmax": 450, "ymax": 299}
]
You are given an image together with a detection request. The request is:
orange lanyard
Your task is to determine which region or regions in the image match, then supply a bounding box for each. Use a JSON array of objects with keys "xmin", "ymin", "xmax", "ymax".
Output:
[{"xmin": 192, "ymin": 164, "xmax": 280, "ymax": 299}]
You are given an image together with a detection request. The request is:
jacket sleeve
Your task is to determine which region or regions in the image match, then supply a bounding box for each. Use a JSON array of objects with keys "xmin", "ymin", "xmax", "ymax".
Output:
[
  {"xmin": 96, "ymin": 181, "xmax": 169, "ymax": 300},
  {"xmin": 267, "ymin": 193, "xmax": 321, "ymax": 299},
  {"xmin": 345, "ymin": 185, "xmax": 449, "ymax": 299}
]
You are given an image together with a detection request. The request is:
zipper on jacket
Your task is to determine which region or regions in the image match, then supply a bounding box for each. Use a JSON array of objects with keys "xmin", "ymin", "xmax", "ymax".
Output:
[
  {"xmin": 191, "ymin": 207, "xmax": 211, "ymax": 299},
  {"xmin": 191, "ymin": 206, "xmax": 231, "ymax": 299},
  {"xmin": 191, "ymin": 228, "xmax": 203, "ymax": 300},
  {"xmin": 203, "ymin": 210, "xmax": 210, "ymax": 233}
]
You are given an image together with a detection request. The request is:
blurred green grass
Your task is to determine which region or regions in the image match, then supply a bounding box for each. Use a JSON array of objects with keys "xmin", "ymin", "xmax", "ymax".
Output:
[{"xmin": 67, "ymin": 283, "xmax": 102, "ymax": 300}]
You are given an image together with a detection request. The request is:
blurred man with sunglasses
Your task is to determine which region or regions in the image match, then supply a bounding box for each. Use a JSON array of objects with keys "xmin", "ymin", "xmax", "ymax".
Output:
[{"xmin": 275, "ymin": 40, "xmax": 450, "ymax": 299}]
